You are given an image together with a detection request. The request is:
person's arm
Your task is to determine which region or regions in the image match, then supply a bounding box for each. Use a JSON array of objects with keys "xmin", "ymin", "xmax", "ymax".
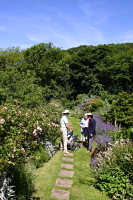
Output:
[
  {"xmin": 66, "ymin": 123, "xmax": 72, "ymax": 132},
  {"xmin": 80, "ymin": 118, "xmax": 85, "ymax": 128}
]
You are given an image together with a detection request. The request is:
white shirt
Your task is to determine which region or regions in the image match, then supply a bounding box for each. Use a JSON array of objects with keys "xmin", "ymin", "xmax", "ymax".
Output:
[
  {"xmin": 60, "ymin": 115, "xmax": 68, "ymax": 128},
  {"xmin": 80, "ymin": 117, "xmax": 88, "ymax": 128}
]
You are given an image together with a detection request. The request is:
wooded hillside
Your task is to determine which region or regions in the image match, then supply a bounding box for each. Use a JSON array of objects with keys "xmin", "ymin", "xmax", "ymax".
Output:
[{"xmin": 0, "ymin": 43, "xmax": 133, "ymax": 107}]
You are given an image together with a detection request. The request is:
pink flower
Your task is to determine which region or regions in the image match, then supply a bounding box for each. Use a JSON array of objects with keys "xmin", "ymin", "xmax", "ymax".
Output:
[
  {"xmin": 33, "ymin": 129, "xmax": 38, "ymax": 136},
  {"xmin": 21, "ymin": 148, "xmax": 25, "ymax": 152},
  {"xmin": 37, "ymin": 126, "xmax": 42, "ymax": 132},
  {"xmin": 11, "ymin": 154, "xmax": 15, "ymax": 158},
  {"xmin": 11, "ymin": 149, "xmax": 15, "ymax": 152},
  {"xmin": 7, "ymin": 116, "xmax": 11, "ymax": 120}
]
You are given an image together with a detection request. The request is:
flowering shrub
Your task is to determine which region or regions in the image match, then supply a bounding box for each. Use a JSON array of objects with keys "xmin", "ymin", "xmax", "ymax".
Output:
[
  {"xmin": 91, "ymin": 139, "xmax": 133, "ymax": 199},
  {"xmin": 0, "ymin": 101, "xmax": 62, "ymax": 175},
  {"xmin": 84, "ymin": 96, "xmax": 106, "ymax": 112},
  {"xmin": 94, "ymin": 113, "xmax": 117, "ymax": 135}
]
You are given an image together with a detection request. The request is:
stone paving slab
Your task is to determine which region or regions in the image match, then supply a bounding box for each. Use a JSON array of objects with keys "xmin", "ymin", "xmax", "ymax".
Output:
[
  {"xmin": 51, "ymin": 188, "xmax": 70, "ymax": 199},
  {"xmin": 62, "ymin": 157, "xmax": 74, "ymax": 162},
  {"xmin": 56, "ymin": 178, "xmax": 73, "ymax": 187},
  {"xmin": 64, "ymin": 153, "xmax": 73, "ymax": 157},
  {"xmin": 61, "ymin": 163, "xmax": 74, "ymax": 169},
  {"xmin": 59, "ymin": 170, "xmax": 74, "ymax": 178}
]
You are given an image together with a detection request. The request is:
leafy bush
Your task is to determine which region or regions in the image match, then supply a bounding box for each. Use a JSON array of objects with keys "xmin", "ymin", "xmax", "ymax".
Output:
[
  {"xmin": 0, "ymin": 101, "xmax": 62, "ymax": 175},
  {"xmin": 84, "ymin": 96, "xmax": 106, "ymax": 112},
  {"xmin": 103, "ymin": 92, "xmax": 133, "ymax": 128},
  {"xmin": 106, "ymin": 127, "xmax": 133, "ymax": 142},
  {"xmin": 32, "ymin": 145, "xmax": 49, "ymax": 168},
  {"xmin": 94, "ymin": 166, "xmax": 133, "ymax": 200},
  {"xmin": 9, "ymin": 163, "xmax": 36, "ymax": 200},
  {"xmin": 91, "ymin": 139, "xmax": 133, "ymax": 199}
]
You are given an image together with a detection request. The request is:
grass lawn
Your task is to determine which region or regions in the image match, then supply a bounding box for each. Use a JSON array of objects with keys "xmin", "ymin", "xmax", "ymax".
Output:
[
  {"xmin": 69, "ymin": 147, "xmax": 110, "ymax": 200},
  {"xmin": 32, "ymin": 115, "xmax": 110, "ymax": 200},
  {"xmin": 32, "ymin": 151, "xmax": 63, "ymax": 200}
]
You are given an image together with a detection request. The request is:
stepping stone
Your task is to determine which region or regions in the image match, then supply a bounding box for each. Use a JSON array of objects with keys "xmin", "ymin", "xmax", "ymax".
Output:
[
  {"xmin": 62, "ymin": 157, "xmax": 74, "ymax": 162},
  {"xmin": 61, "ymin": 163, "xmax": 74, "ymax": 169},
  {"xmin": 64, "ymin": 153, "xmax": 73, "ymax": 157},
  {"xmin": 51, "ymin": 188, "xmax": 70, "ymax": 199},
  {"xmin": 59, "ymin": 170, "xmax": 74, "ymax": 178},
  {"xmin": 56, "ymin": 178, "xmax": 73, "ymax": 187}
]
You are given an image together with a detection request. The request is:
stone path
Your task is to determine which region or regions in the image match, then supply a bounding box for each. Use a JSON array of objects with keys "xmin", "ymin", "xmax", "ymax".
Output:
[{"xmin": 51, "ymin": 152, "xmax": 74, "ymax": 200}]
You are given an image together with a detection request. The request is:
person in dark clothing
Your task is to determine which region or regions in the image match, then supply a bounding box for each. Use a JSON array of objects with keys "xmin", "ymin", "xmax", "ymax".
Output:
[{"xmin": 86, "ymin": 113, "xmax": 96, "ymax": 153}]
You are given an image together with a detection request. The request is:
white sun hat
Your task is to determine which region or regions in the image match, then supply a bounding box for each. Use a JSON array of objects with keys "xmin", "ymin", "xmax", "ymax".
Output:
[
  {"xmin": 62, "ymin": 110, "xmax": 70, "ymax": 114},
  {"xmin": 86, "ymin": 113, "xmax": 93, "ymax": 116}
]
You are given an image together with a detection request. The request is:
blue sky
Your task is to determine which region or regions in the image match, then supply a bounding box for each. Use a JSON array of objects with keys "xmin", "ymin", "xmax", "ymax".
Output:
[{"xmin": 0, "ymin": 0, "xmax": 133, "ymax": 50}]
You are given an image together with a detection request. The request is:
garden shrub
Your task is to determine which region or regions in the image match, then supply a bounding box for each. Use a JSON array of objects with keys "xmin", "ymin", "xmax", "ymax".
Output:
[
  {"xmin": 84, "ymin": 96, "xmax": 106, "ymax": 112},
  {"xmin": 91, "ymin": 139, "xmax": 133, "ymax": 199},
  {"xmin": 32, "ymin": 145, "xmax": 49, "ymax": 168},
  {"xmin": 94, "ymin": 166, "xmax": 133, "ymax": 200},
  {"xmin": 0, "ymin": 101, "xmax": 62, "ymax": 175},
  {"xmin": 0, "ymin": 99, "xmax": 63, "ymax": 199},
  {"xmin": 9, "ymin": 163, "xmax": 36, "ymax": 200},
  {"xmin": 103, "ymin": 92, "xmax": 133, "ymax": 128}
]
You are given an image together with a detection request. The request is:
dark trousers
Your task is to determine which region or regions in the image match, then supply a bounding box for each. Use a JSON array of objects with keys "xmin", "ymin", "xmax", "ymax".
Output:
[{"xmin": 87, "ymin": 136, "xmax": 94, "ymax": 151}]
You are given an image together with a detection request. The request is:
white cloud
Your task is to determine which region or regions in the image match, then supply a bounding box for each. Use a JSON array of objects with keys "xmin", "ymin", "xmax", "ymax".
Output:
[
  {"xmin": 118, "ymin": 31, "xmax": 133, "ymax": 43},
  {"xmin": 19, "ymin": 44, "xmax": 32, "ymax": 49},
  {"xmin": 124, "ymin": 31, "xmax": 133, "ymax": 40},
  {"xmin": 26, "ymin": 35, "xmax": 38, "ymax": 42}
]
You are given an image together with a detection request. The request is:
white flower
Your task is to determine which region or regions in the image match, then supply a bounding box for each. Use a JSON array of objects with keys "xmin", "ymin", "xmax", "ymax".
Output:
[
  {"xmin": 3, "ymin": 107, "xmax": 8, "ymax": 109},
  {"xmin": 0, "ymin": 119, "xmax": 5, "ymax": 124}
]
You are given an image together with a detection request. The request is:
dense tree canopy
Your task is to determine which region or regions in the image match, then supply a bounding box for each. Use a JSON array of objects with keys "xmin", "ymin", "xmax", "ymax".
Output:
[{"xmin": 0, "ymin": 42, "xmax": 133, "ymax": 106}]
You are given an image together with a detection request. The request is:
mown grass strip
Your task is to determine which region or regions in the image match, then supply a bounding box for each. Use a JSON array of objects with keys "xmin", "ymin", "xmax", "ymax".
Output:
[
  {"xmin": 32, "ymin": 150, "xmax": 63, "ymax": 200},
  {"xmin": 33, "ymin": 115, "xmax": 110, "ymax": 200},
  {"xmin": 69, "ymin": 146, "xmax": 110, "ymax": 200}
]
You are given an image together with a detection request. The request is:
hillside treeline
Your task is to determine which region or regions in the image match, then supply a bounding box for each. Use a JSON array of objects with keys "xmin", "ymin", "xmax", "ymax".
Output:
[{"xmin": 0, "ymin": 42, "xmax": 133, "ymax": 107}]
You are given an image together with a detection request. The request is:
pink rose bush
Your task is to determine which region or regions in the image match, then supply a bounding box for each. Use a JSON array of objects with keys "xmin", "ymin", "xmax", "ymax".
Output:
[{"xmin": 0, "ymin": 101, "xmax": 63, "ymax": 175}]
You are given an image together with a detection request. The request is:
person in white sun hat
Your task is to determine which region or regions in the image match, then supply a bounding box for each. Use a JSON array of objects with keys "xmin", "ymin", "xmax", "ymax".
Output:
[
  {"xmin": 60, "ymin": 110, "xmax": 72, "ymax": 154},
  {"xmin": 80, "ymin": 113, "xmax": 89, "ymax": 146},
  {"xmin": 86, "ymin": 113, "xmax": 96, "ymax": 153}
]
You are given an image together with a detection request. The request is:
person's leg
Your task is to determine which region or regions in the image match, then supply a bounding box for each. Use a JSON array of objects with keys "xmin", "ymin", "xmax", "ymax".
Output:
[
  {"xmin": 62, "ymin": 128, "xmax": 68, "ymax": 153},
  {"xmin": 88, "ymin": 136, "xmax": 94, "ymax": 152},
  {"xmin": 60, "ymin": 137, "xmax": 63, "ymax": 150},
  {"xmin": 80, "ymin": 132, "xmax": 84, "ymax": 147}
]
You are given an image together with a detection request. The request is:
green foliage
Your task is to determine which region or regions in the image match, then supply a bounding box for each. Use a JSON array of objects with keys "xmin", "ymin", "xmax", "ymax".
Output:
[
  {"xmin": 0, "ymin": 101, "xmax": 62, "ymax": 175},
  {"xmin": 1, "ymin": 43, "xmax": 133, "ymax": 105},
  {"xmin": 0, "ymin": 47, "xmax": 24, "ymax": 68},
  {"xmin": 9, "ymin": 163, "xmax": 36, "ymax": 200},
  {"xmin": 0, "ymin": 66, "xmax": 44, "ymax": 107},
  {"xmin": 84, "ymin": 96, "xmax": 106, "ymax": 112},
  {"xmin": 32, "ymin": 145, "xmax": 49, "ymax": 168},
  {"xmin": 96, "ymin": 43, "xmax": 133, "ymax": 94},
  {"xmin": 95, "ymin": 167, "xmax": 133, "ymax": 199},
  {"xmin": 103, "ymin": 92, "xmax": 133, "ymax": 127},
  {"xmin": 93, "ymin": 139, "xmax": 133, "ymax": 199},
  {"xmin": 107, "ymin": 128, "xmax": 132, "ymax": 142}
]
